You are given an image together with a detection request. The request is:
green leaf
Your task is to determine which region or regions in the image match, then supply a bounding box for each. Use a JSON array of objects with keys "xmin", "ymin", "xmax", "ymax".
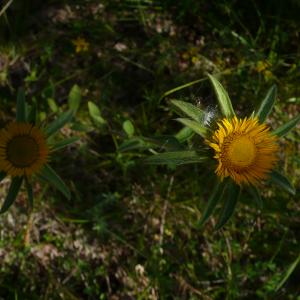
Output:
[
  {"xmin": 175, "ymin": 126, "xmax": 194, "ymax": 143},
  {"xmin": 248, "ymin": 185, "xmax": 263, "ymax": 209},
  {"xmin": 198, "ymin": 180, "xmax": 227, "ymax": 227},
  {"xmin": 46, "ymin": 110, "xmax": 74, "ymax": 137},
  {"xmin": 176, "ymin": 118, "xmax": 207, "ymax": 138},
  {"xmin": 123, "ymin": 120, "xmax": 135, "ymax": 137},
  {"xmin": 144, "ymin": 151, "xmax": 207, "ymax": 166},
  {"xmin": 0, "ymin": 171, "xmax": 6, "ymax": 183},
  {"xmin": 68, "ymin": 84, "xmax": 81, "ymax": 112},
  {"xmin": 171, "ymin": 100, "xmax": 205, "ymax": 122},
  {"xmin": 39, "ymin": 164, "xmax": 70, "ymax": 199},
  {"xmin": 47, "ymin": 98, "xmax": 58, "ymax": 113},
  {"xmin": 208, "ymin": 74, "xmax": 235, "ymax": 118},
  {"xmin": 256, "ymin": 85, "xmax": 277, "ymax": 123},
  {"xmin": 270, "ymin": 170, "xmax": 295, "ymax": 195},
  {"xmin": 272, "ymin": 114, "xmax": 300, "ymax": 137},
  {"xmin": 25, "ymin": 178, "xmax": 33, "ymax": 210},
  {"xmin": 88, "ymin": 101, "xmax": 106, "ymax": 126},
  {"xmin": 215, "ymin": 182, "xmax": 241, "ymax": 230},
  {"xmin": 0, "ymin": 176, "xmax": 23, "ymax": 213},
  {"xmin": 51, "ymin": 137, "xmax": 79, "ymax": 151},
  {"xmin": 275, "ymin": 252, "xmax": 300, "ymax": 292},
  {"xmin": 16, "ymin": 88, "xmax": 26, "ymax": 122}
]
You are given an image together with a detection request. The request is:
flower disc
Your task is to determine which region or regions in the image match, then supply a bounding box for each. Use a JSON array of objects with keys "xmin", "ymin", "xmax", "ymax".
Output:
[
  {"xmin": 0, "ymin": 122, "xmax": 49, "ymax": 177},
  {"xmin": 207, "ymin": 117, "xmax": 279, "ymax": 185}
]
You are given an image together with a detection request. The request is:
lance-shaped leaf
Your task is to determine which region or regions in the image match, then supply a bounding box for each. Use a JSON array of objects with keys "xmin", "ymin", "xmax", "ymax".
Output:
[
  {"xmin": 0, "ymin": 176, "xmax": 23, "ymax": 213},
  {"xmin": 248, "ymin": 185, "xmax": 263, "ymax": 209},
  {"xmin": 171, "ymin": 100, "xmax": 205, "ymax": 122},
  {"xmin": 176, "ymin": 118, "xmax": 207, "ymax": 138},
  {"xmin": 175, "ymin": 127, "xmax": 194, "ymax": 142},
  {"xmin": 16, "ymin": 88, "xmax": 26, "ymax": 122},
  {"xmin": 198, "ymin": 180, "xmax": 227, "ymax": 227},
  {"xmin": 51, "ymin": 137, "xmax": 79, "ymax": 151},
  {"xmin": 208, "ymin": 74, "xmax": 235, "ymax": 118},
  {"xmin": 270, "ymin": 170, "xmax": 295, "ymax": 195},
  {"xmin": 88, "ymin": 101, "xmax": 106, "ymax": 127},
  {"xmin": 256, "ymin": 85, "xmax": 277, "ymax": 123},
  {"xmin": 144, "ymin": 151, "xmax": 207, "ymax": 166},
  {"xmin": 39, "ymin": 164, "xmax": 70, "ymax": 199},
  {"xmin": 46, "ymin": 110, "xmax": 74, "ymax": 137},
  {"xmin": 275, "ymin": 252, "xmax": 300, "ymax": 292},
  {"xmin": 68, "ymin": 84, "xmax": 81, "ymax": 113},
  {"xmin": 272, "ymin": 114, "xmax": 300, "ymax": 137},
  {"xmin": 215, "ymin": 182, "xmax": 241, "ymax": 230}
]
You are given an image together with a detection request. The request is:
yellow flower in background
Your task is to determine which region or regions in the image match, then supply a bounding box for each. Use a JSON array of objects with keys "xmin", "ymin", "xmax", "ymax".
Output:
[
  {"xmin": 0, "ymin": 122, "xmax": 49, "ymax": 177},
  {"xmin": 72, "ymin": 37, "xmax": 89, "ymax": 53},
  {"xmin": 207, "ymin": 117, "xmax": 279, "ymax": 185}
]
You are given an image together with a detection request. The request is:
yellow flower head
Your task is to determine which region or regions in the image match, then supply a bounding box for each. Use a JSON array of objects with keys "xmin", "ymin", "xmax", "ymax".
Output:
[
  {"xmin": 207, "ymin": 117, "xmax": 279, "ymax": 185},
  {"xmin": 72, "ymin": 37, "xmax": 89, "ymax": 53},
  {"xmin": 0, "ymin": 122, "xmax": 49, "ymax": 177}
]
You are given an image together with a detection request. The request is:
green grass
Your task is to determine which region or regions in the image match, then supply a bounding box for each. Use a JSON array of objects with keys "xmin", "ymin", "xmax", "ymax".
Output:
[{"xmin": 0, "ymin": 0, "xmax": 299, "ymax": 299}]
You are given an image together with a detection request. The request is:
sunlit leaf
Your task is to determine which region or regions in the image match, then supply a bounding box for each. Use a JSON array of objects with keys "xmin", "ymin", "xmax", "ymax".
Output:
[
  {"xmin": 0, "ymin": 176, "xmax": 23, "ymax": 213},
  {"xmin": 273, "ymin": 114, "xmax": 300, "ymax": 137},
  {"xmin": 144, "ymin": 151, "xmax": 207, "ymax": 165},
  {"xmin": 270, "ymin": 170, "xmax": 295, "ymax": 195},
  {"xmin": 176, "ymin": 118, "xmax": 207, "ymax": 138},
  {"xmin": 39, "ymin": 164, "xmax": 70, "ymax": 199},
  {"xmin": 46, "ymin": 110, "xmax": 74, "ymax": 137},
  {"xmin": 256, "ymin": 85, "xmax": 277, "ymax": 123},
  {"xmin": 215, "ymin": 182, "xmax": 241, "ymax": 230},
  {"xmin": 208, "ymin": 74, "xmax": 235, "ymax": 118},
  {"xmin": 171, "ymin": 100, "xmax": 205, "ymax": 122}
]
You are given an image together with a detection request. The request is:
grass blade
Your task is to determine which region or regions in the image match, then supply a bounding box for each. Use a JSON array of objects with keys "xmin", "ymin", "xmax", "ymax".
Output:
[
  {"xmin": 176, "ymin": 118, "xmax": 207, "ymax": 138},
  {"xmin": 256, "ymin": 85, "xmax": 277, "ymax": 123},
  {"xmin": 198, "ymin": 180, "xmax": 227, "ymax": 227},
  {"xmin": 171, "ymin": 100, "xmax": 205, "ymax": 122},
  {"xmin": 16, "ymin": 88, "xmax": 26, "ymax": 122},
  {"xmin": 272, "ymin": 114, "xmax": 300, "ymax": 137},
  {"xmin": 215, "ymin": 182, "xmax": 241, "ymax": 230},
  {"xmin": 51, "ymin": 137, "xmax": 79, "ymax": 151},
  {"xmin": 46, "ymin": 110, "xmax": 74, "ymax": 137},
  {"xmin": 270, "ymin": 170, "xmax": 295, "ymax": 195},
  {"xmin": 39, "ymin": 164, "xmax": 70, "ymax": 199},
  {"xmin": 144, "ymin": 151, "xmax": 207, "ymax": 166},
  {"xmin": 208, "ymin": 74, "xmax": 235, "ymax": 118},
  {"xmin": 0, "ymin": 176, "xmax": 23, "ymax": 213},
  {"xmin": 275, "ymin": 253, "xmax": 300, "ymax": 292}
]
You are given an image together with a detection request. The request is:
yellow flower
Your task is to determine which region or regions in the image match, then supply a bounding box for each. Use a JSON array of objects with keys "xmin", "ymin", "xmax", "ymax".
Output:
[
  {"xmin": 72, "ymin": 37, "xmax": 89, "ymax": 53},
  {"xmin": 207, "ymin": 117, "xmax": 279, "ymax": 185},
  {"xmin": 0, "ymin": 122, "xmax": 49, "ymax": 177}
]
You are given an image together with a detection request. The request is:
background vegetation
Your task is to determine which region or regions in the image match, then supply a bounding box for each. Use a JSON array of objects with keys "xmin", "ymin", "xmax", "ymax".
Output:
[{"xmin": 0, "ymin": 0, "xmax": 299, "ymax": 299}]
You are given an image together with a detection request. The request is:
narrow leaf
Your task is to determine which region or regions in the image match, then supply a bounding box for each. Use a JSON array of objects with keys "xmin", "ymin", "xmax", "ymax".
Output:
[
  {"xmin": 68, "ymin": 84, "xmax": 81, "ymax": 112},
  {"xmin": 176, "ymin": 118, "xmax": 207, "ymax": 138},
  {"xmin": 256, "ymin": 85, "xmax": 277, "ymax": 123},
  {"xmin": 270, "ymin": 170, "xmax": 295, "ymax": 195},
  {"xmin": 144, "ymin": 151, "xmax": 207, "ymax": 166},
  {"xmin": 171, "ymin": 100, "xmax": 205, "ymax": 122},
  {"xmin": 275, "ymin": 253, "xmax": 300, "ymax": 292},
  {"xmin": 39, "ymin": 164, "xmax": 70, "ymax": 199},
  {"xmin": 51, "ymin": 137, "xmax": 79, "ymax": 151},
  {"xmin": 215, "ymin": 182, "xmax": 241, "ymax": 230},
  {"xmin": 273, "ymin": 114, "xmax": 300, "ymax": 137},
  {"xmin": 46, "ymin": 110, "xmax": 74, "ymax": 137},
  {"xmin": 16, "ymin": 88, "xmax": 26, "ymax": 122},
  {"xmin": 198, "ymin": 180, "xmax": 227, "ymax": 227},
  {"xmin": 175, "ymin": 127, "xmax": 194, "ymax": 143},
  {"xmin": 88, "ymin": 101, "xmax": 106, "ymax": 126},
  {"xmin": 0, "ymin": 177, "xmax": 23, "ymax": 213},
  {"xmin": 123, "ymin": 120, "xmax": 135, "ymax": 137},
  {"xmin": 248, "ymin": 185, "xmax": 263, "ymax": 209},
  {"xmin": 208, "ymin": 74, "xmax": 235, "ymax": 118}
]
